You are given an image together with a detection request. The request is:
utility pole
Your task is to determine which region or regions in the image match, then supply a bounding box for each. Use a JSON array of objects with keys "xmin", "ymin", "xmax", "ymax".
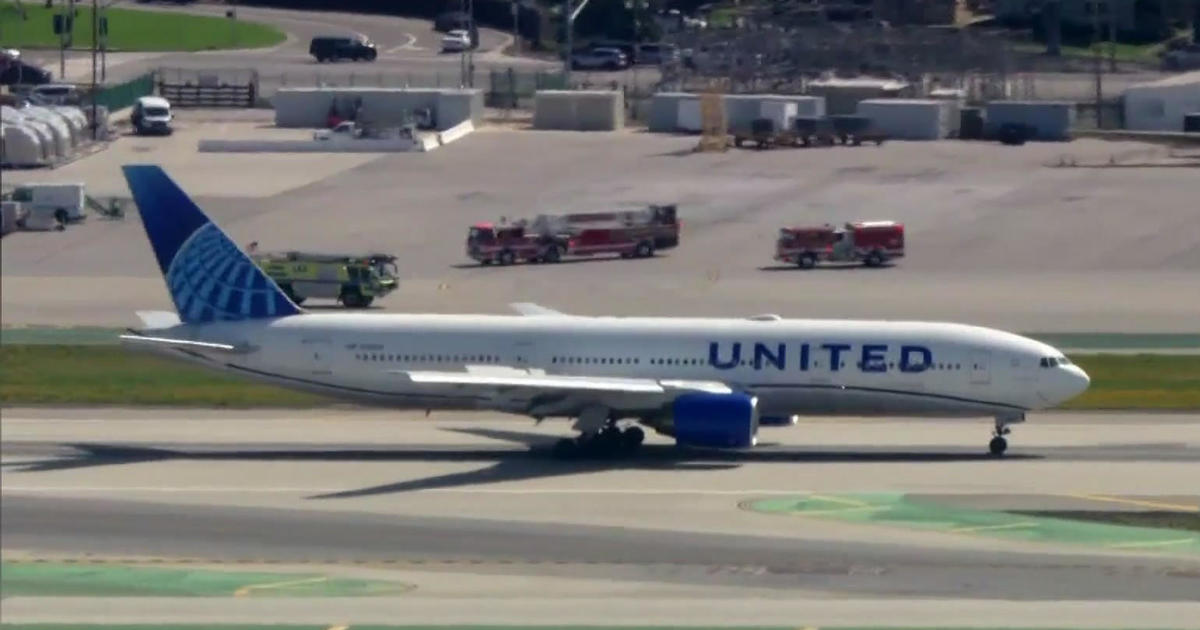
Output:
[
  {"xmin": 460, "ymin": 0, "xmax": 475, "ymax": 88},
  {"xmin": 90, "ymin": 0, "xmax": 98, "ymax": 140},
  {"xmin": 512, "ymin": 0, "xmax": 520, "ymax": 55},
  {"xmin": 1091, "ymin": 0, "xmax": 1103, "ymax": 129},
  {"xmin": 58, "ymin": 0, "xmax": 68, "ymax": 79},
  {"xmin": 564, "ymin": 0, "xmax": 573, "ymax": 86}
]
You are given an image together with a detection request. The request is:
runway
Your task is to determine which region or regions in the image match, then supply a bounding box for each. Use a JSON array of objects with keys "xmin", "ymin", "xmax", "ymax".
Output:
[{"xmin": 2, "ymin": 408, "xmax": 1198, "ymax": 626}]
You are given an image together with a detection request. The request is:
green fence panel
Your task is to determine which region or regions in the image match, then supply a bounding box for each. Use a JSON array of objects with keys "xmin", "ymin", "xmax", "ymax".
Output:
[{"xmin": 92, "ymin": 72, "xmax": 155, "ymax": 111}]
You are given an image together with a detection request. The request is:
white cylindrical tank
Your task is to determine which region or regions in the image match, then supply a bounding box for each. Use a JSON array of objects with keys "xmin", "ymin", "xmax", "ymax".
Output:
[
  {"xmin": 0, "ymin": 122, "xmax": 46, "ymax": 167},
  {"xmin": 50, "ymin": 106, "xmax": 88, "ymax": 146},
  {"xmin": 22, "ymin": 107, "xmax": 71, "ymax": 158},
  {"xmin": 2, "ymin": 105, "xmax": 55, "ymax": 161}
]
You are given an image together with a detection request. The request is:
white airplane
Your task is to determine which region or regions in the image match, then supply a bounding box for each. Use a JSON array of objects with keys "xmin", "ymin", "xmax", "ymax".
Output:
[{"xmin": 118, "ymin": 165, "xmax": 1090, "ymax": 458}]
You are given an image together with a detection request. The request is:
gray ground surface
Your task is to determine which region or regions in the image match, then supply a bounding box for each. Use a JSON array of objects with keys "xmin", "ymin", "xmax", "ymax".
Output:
[
  {"xmin": 2, "ymin": 410, "xmax": 1198, "ymax": 624},
  {"xmin": 3, "ymin": 124, "xmax": 1199, "ymax": 330}
]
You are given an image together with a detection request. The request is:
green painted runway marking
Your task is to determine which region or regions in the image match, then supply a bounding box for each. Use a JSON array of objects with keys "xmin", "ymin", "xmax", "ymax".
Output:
[
  {"xmin": 0, "ymin": 562, "xmax": 414, "ymax": 598},
  {"xmin": 743, "ymin": 493, "xmax": 1200, "ymax": 554}
]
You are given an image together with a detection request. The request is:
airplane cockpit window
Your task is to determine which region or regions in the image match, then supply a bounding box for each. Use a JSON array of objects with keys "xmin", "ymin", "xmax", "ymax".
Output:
[{"xmin": 1040, "ymin": 356, "xmax": 1070, "ymax": 368}]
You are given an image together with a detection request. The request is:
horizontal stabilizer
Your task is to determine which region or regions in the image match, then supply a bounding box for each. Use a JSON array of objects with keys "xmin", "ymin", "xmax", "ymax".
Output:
[
  {"xmin": 119, "ymin": 334, "xmax": 253, "ymax": 354},
  {"xmin": 134, "ymin": 310, "xmax": 182, "ymax": 330}
]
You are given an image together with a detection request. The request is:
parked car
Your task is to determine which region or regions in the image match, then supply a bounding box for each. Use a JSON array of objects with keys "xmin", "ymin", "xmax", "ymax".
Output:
[
  {"xmin": 1161, "ymin": 44, "xmax": 1200, "ymax": 71},
  {"xmin": 571, "ymin": 47, "xmax": 628, "ymax": 70},
  {"xmin": 0, "ymin": 59, "xmax": 52, "ymax": 86},
  {"xmin": 634, "ymin": 42, "xmax": 679, "ymax": 65},
  {"xmin": 441, "ymin": 29, "xmax": 473, "ymax": 53},
  {"xmin": 309, "ymin": 35, "xmax": 378, "ymax": 62},
  {"xmin": 131, "ymin": 96, "xmax": 174, "ymax": 135},
  {"xmin": 28, "ymin": 83, "xmax": 80, "ymax": 105}
]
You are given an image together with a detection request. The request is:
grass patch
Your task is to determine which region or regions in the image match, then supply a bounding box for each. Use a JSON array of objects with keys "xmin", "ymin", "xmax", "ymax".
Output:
[
  {"xmin": 1011, "ymin": 29, "xmax": 1189, "ymax": 64},
  {"xmin": 1058, "ymin": 354, "xmax": 1200, "ymax": 410},
  {"xmin": 0, "ymin": 345, "xmax": 329, "ymax": 407},
  {"xmin": 1, "ymin": 346, "xmax": 1197, "ymax": 409},
  {"xmin": 1013, "ymin": 511, "xmax": 1200, "ymax": 533},
  {"xmin": 0, "ymin": 1, "xmax": 286, "ymax": 52}
]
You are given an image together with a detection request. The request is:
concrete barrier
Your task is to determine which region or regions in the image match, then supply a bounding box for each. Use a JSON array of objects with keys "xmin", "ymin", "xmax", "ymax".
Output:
[
  {"xmin": 533, "ymin": 91, "xmax": 624, "ymax": 131},
  {"xmin": 273, "ymin": 87, "xmax": 483, "ymax": 131},
  {"xmin": 436, "ymin": 119, "xmax": 475, "ymax": 146},
  {"xmin": 197, "ymin": 137, "xmax": 426, "ymax": 153}
]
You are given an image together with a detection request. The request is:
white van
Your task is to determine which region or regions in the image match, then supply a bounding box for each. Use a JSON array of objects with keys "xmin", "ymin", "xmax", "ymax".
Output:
[
  {"xmin": 131, "ymin": 96, "xmax": 173, "ymax": 135},
  {"xmin": 9, "ymin": 183, "xmax": 86, "ymax": 225}
]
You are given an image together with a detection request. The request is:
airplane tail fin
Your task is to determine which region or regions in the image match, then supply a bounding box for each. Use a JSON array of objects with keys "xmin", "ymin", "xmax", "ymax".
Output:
[{"xmin": 121, "ymin": 165, "xmax": 301, "ymax": 325}]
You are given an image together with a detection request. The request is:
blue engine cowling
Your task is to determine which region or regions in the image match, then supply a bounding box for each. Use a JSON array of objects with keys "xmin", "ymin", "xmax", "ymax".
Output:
[{"xmin": 671, "ymin": 392, "xmax": 759, "ymax": 448}]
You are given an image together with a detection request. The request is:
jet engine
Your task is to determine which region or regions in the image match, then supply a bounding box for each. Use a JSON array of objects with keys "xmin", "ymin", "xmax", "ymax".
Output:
[{"xmin": 666, "ymin": 392, "xmax": 759, "ymax": 448}]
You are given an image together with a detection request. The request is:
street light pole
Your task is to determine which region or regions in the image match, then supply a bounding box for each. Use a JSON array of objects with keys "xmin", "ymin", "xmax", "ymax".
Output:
[
  {"xmin": 564, "ymin": 0, "xmax": 572, "ymax": 85},
  {"xmin": 90, "ymin": 0, "xmax": 98, "ymax": 140},
  {"xmin": 460, "ymin": 0, "xmax": 475, "ymax": 88},
  {"xmin": 512, "ymin": 0, "xmax": 519, "ymax": 55}
]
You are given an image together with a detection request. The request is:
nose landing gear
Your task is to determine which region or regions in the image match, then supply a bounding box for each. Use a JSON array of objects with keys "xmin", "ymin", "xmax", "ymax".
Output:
[{"xmin": 989, "ymin": 414, "xmax": 1024, "ymax": 456}]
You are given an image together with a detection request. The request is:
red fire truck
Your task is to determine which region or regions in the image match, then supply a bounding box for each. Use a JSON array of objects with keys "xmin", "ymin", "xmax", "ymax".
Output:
[
  {"xmin": 774, "ymin": 221, "xmax": 904, "ymax": 269},
  {"xmin": 466, "ymin": 205, "xmax": 680, "ymax": 265}
]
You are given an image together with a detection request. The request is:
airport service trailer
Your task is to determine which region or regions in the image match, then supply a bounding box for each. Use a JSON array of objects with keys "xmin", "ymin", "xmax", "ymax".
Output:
[{"xmin": 8, "ymin": 183, "xmax": 86, "ymax": 223}]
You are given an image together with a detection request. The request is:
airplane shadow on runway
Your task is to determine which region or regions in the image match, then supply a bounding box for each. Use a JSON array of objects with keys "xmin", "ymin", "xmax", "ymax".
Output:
[
  {"xmin": 449, "ymin": 255, "xmax": 660, "ymax": 270},
  {"xmin": 3, "ymin": 427, "xmax": 1040, "ymax": 500},
  {"xmin": 756, "ymin": 263, "xmax": 898, "ymax": 272}
]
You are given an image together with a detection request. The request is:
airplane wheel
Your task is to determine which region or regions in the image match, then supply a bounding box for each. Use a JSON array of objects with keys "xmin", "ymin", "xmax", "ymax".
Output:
[
  {"xmin": 622, "ymin": 426, "xmax": 645, "ymax": 450},
  {"xmin": 553, "ymin": 438, "xmax": 577, "ymax": 459},
  {"xmin": 988, "ymin": 436, "xmax": 1007, "ymax": 456}
]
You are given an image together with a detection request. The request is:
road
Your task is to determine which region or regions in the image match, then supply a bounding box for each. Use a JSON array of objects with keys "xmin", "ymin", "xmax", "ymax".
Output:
[
  {"xmin": 2, "ymin": 408, "xmax": 1198, "ymax": 625},
  {"xmin": 19, "ymin": 2, "xmax": 644, "ymax": 96}
]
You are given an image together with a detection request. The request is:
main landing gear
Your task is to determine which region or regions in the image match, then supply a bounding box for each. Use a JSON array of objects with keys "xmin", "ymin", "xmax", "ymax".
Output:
[
  {"xmin": 553, "ymin": 423, "xmax": 645, "ymax": 459},
  {"xmin": 989, "ymin": 414, "xmax": 1024, "ymax": 457}
]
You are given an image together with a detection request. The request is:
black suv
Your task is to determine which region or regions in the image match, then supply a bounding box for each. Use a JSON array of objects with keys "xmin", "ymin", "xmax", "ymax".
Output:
[{"xmin": 309, "ymin": 36, "xmax": 378, "ymax": 62}]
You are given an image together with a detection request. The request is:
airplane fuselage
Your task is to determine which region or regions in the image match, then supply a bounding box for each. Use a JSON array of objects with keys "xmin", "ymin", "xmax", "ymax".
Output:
[{"xmin": 161, "ymin": 313, "xmax": 1089, "ymax": 420}]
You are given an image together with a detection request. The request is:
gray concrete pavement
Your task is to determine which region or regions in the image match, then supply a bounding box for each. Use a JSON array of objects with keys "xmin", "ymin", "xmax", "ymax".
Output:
[
  {"xmin": 4, "ymin": 596, "xmax": 1199, "ymax": 627},
  {"xmin": 3, "ymin": 127, "xmax": 1198, "ymax": 330},
  {"xmin": 3, "ymin": 408, "xmax": 1198, "ymax": 625}
]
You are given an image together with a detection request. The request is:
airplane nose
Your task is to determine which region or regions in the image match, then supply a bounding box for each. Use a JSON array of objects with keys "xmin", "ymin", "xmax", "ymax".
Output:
[{"xmin": 1065, "ymin": 365, "xmax": 1091, "ymax": 398}]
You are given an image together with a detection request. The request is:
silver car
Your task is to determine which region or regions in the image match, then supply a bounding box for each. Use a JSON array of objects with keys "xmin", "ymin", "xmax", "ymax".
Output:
[{"xmin": 571, "ymin": 47, "xmax": 628, "ymax": 70}]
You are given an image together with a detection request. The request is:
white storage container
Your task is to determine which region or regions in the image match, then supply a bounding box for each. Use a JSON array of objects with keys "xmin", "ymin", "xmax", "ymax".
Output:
[
  {"xmin": 676, "ymin": 97, "xmax": 702, "ymax": 132},
  {"xmin": 856, "ymin": 99, "xmax": 950, "ymax": 140},
  {"xmin": 759, "ymin": 99, "xmax": 798, "ymax": 132}
]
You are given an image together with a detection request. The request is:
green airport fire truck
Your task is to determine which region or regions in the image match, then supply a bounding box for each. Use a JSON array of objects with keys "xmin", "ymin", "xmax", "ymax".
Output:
[{"xmin": 251, "ymin": 250, "xmax": 399, "ymax": 308}]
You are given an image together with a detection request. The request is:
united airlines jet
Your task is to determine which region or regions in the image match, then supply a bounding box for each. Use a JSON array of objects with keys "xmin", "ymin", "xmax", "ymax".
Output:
[{"xmin": 118, "ymin": 165, "xmax": 1090, "ymax": 458}]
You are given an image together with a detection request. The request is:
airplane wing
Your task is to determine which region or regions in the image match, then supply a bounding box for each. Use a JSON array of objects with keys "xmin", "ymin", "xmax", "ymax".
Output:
[
  {"xmin": 509, "ymin": 302, "xmax": 568, "ymax": 317},
  {"xmin": 390, "ymin": 366, "xmax": 733, "ymax": 416}
]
